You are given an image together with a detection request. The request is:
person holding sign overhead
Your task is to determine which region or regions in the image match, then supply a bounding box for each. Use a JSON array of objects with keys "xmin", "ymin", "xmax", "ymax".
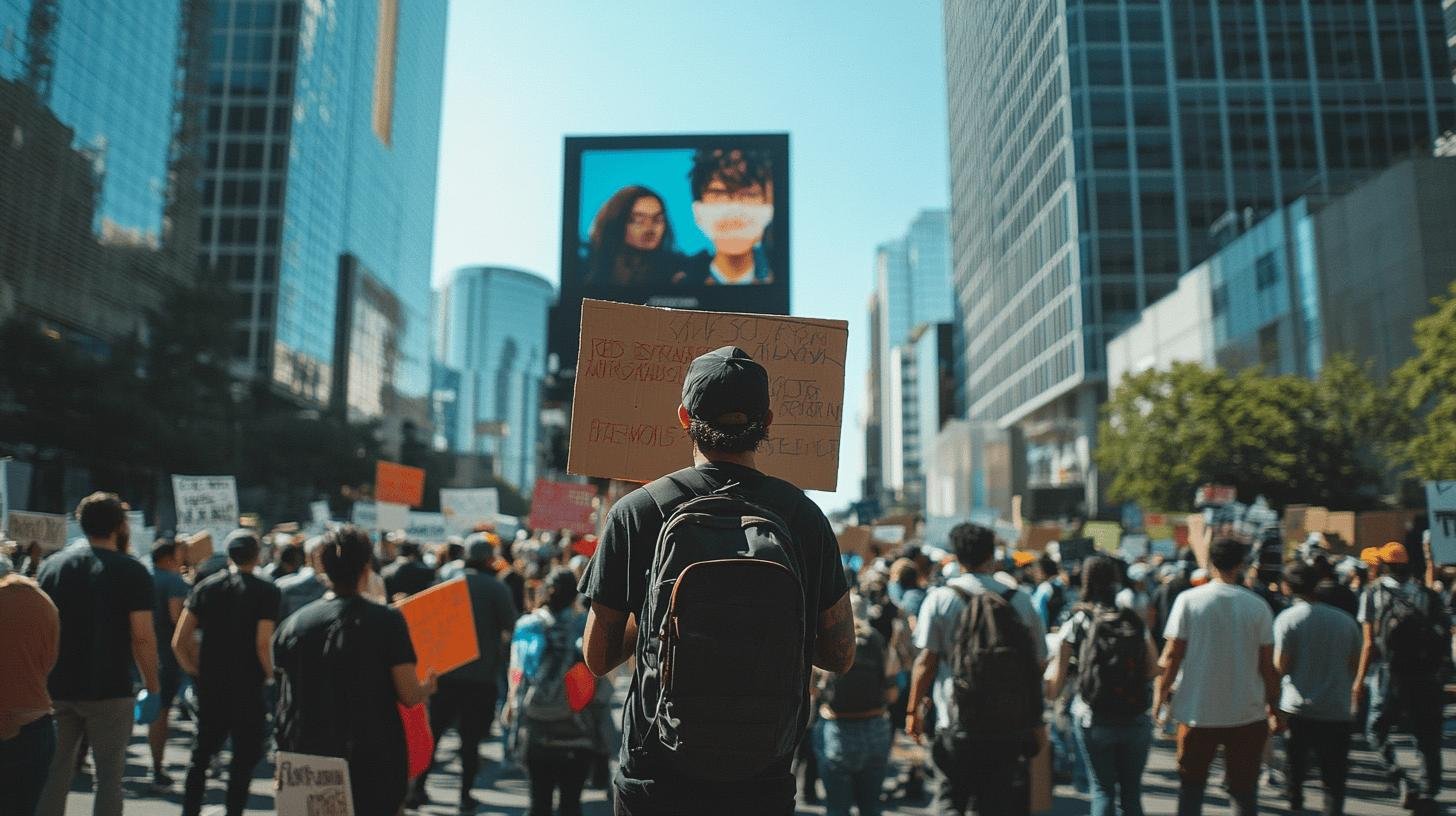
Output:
[{"xmin": 272, "ymin": 525, "xmax": 437, "ymax": 816}]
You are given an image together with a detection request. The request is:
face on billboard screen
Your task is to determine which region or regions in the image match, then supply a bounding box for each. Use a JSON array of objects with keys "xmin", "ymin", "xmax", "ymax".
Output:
[{"xmin": 552, "ymin": 134, "xmax": 790, "ymax": 370}]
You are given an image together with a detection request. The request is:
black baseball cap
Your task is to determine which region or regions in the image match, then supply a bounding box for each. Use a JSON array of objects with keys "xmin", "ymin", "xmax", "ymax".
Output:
[{"xmin": 681, "ymin": 346, "xmax": 770, "ymax": 426}]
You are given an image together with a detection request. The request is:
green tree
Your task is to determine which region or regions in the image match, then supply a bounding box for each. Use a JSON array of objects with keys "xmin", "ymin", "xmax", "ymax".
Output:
[
  {"xmin": 1096, "ymin": 359, "xmax": 1394, "ymax": 511},
  {"xmin": 1393, "ymin": 281, "xmax": 1456, "ymax": 479}
]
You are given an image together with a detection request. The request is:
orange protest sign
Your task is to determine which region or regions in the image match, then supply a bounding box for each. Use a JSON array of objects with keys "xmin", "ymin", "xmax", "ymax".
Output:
[
  {"xmin": 393, "ymin": 577, "xmax": 479, "ymax": 682},
  {"xmin": 528, "ymin": 480, "xmax": 598, "ymax": 533},
  {"xmin": 376, "ymin": 461, "xmax": 425, "ymax": 507}
]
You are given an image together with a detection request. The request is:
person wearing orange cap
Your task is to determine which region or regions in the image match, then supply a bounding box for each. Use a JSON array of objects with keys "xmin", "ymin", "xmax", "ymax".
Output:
[{"xmin": 1353, "ymin": 541, "xmax": 1450, "ymax": 812}]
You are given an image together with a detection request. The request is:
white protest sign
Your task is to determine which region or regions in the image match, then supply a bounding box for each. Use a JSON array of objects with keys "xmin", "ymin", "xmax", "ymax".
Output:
[
  {"xmin": 171, "ymin": 475, "xmax": 238, "ymax": 541},
  {"xmin": 309, "ymin": 501, "xmax": 331, "ymax": 531},
  {"xmin": 125, "ymin": 510, "xmax": 152, "ymax": 559},
  {"xmin": 406, "ymin": 511, "xmax": 447, "ymax": 543},
  {"xmin": 1120, "ymin": 534, "xmax": 1150, "ymax": 559},
  {"xmin": 350, "ymin": 501, "xmax": 377, "ymax": 530},
  {"xmin": 6, "ymin": 511, "xmax": 67, "ymax": 553},
  {"xmin": 1427, "ymin": 481, "xmax": 1456, "ymax": 565},
  {"xmin": 377, "ymin": 501, "xmax": 409, "ymax": 533},
  {"xmin": 440, "ymin": 488, "xmax": 500, "ymax": 536},
  {"xmin": 275, "ymin": 751, "xmax": 354, "ymax": 816}
]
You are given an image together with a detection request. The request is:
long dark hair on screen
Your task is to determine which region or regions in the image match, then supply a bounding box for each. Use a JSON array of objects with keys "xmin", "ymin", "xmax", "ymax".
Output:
[{"xmin": 586, "ymin": 185, "xmax": 676, "ymax": 286}]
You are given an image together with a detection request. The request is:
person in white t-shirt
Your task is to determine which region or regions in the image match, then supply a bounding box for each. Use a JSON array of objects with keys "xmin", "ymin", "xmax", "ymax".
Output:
[{"xmin": 1153, "ymin": 538, "xmax": 1279, "ymax": 816}]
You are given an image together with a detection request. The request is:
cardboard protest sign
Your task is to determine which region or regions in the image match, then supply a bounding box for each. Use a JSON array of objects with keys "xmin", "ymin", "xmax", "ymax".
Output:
[
  {"xmin": 1187, "ymin": 513, "xmax": 1209, "ymax": 567},
  {"xmin": 275, "ymin": 751, "xmax": 354, "ymax": 816},
  {"xmin": 1427, "ymin": 482, "xmax": 1456, "ymax": 565},
  {"xmin": 406, "ymin": 512, "xmax": 447, "ymax": 543},
  {"xmin": 171, "ymin": 475, "xmax": 238, "ymax": 542},
  {"xmin": 6, "ymin": 511, "xmax": 66, "ymax": 553},
  {"xmin": 440, "ymin": 488, "xmax": 500, "ymax": 536},
  {"xmin": 1303, "ymin": 506, "xmax": 1330, "ymax": 538},
  {"xmin": 1282, "ymin": 504, "xmax": 1310, "ymax": 543},
  {"xmin": 1356, "ymin": 510, "xmax": 1416, "ymax": 550},
  {"xmin": 836, "ymin": 526, "xmax": 873, "ymax": 559},
  {"xmin": 568, "ymin": 299, "xmax": 848, "ymax": 491},
  {"xmin": 375, "ymin": 461, "xmax": 425, "ymax": 507},
  {"xmin": 393, "ymin": 577, "xmax": 480, "ymax": 682},
  {"xmin": 1324, "ymin": 511, "xmax": 1356, "ymax": 554},
  {"xmin": 528, "ymin": 480, "xmax": 597, "ymax": 533},
  {"xmin": 1021, "ymin": 524, "xmax": 1062, "ymax": 553},
  {"xmin": 376, "ymin": 501, "xmax": 409, "ymax": 533}
]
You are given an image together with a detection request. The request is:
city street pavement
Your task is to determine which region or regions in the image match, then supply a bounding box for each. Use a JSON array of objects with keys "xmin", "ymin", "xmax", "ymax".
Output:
[{"xmin": 58, "ymin": 709, "xmax": 1456, "ymax": 816}]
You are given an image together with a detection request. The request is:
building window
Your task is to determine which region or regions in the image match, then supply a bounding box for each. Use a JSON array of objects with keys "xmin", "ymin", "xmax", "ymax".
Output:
[
  {"xmin": 1211, "ymin": 282, "xmax": 1229, "ymax": 317},
  {"xmin": 1255, "ymin": 252, "xmax": 1278, "ymax": 291}
]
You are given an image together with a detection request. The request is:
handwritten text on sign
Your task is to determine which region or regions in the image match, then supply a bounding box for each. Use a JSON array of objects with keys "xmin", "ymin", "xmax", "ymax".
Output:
[
  {"xmin": 569, "ymin": 300, "xmax": 847, "ymax": 491},
  {"xmin": 171, "ymin": 475, "xmax": 238, "ymax": 540},
  {"xmin": 1428, "ymin": 481, "xmax": 1456, "ymax": 566},
  {"xmin": 393, "ymin": 577, "xmax": 480, "ymax": 682},
  {"xmin": 6, "ymin": 510, "xmax": 67, "ymax": 552},
  {"xmin": 275, "ymin": 752, "xmax": 354, "ymax": 816}
]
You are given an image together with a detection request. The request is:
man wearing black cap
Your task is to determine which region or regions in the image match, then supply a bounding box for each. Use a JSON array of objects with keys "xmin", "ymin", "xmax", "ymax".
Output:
[
  {"xmin": 578, "ymin": 345, "xmax": 854, "ymax": 815},
  {"xmin": 171, "ymin": 530, "xmax": 281, "ymax": 816}
]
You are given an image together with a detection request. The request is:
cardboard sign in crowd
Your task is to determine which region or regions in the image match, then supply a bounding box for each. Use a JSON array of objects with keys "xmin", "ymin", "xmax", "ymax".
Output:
[
  {"xmin": 393, "ymin": 577, "xmax": 480, "ymax": 683},
  {"xmin": 568, "ymin": 300, "xmax": 849, "ymax": 491},
  {"xmin": 528, "ymin": 479, "xmax": 597, "ymax": 533}
]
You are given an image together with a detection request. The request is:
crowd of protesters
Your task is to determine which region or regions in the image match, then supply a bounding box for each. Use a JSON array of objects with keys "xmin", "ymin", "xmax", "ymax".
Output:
[{"xmin": 1, "ymin": 344, "xmax": 1453, "ymax": 816}]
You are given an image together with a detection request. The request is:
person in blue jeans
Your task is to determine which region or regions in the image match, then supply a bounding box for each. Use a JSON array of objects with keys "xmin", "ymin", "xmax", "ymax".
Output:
[
  {"xmin": 812, "ymin": 593, "xmax": 899, "ymax": 816},
  {"xmin": 1048, "ymin": 556, "xmax": 1160, "ymax": 816}
]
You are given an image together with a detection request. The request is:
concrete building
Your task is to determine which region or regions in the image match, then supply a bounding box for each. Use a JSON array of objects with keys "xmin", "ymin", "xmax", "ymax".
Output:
[
  {"xmin": 435, "ymin": 266, "xmax": 556, "ymax": 494},
  {"xmin": 1109, "ymin": 156, "xmax": 1456, "ymax": 389},
  {"xmin": 944, "ymin": 0, "xmax": 1456, "ymax": 510},
  {"xmin": 196, "ymin": 0, "xmax": 448, "ymax": 431},
  {"xmin": 0, "ymin": 0, "xmax": 206, "ymax": 350}
]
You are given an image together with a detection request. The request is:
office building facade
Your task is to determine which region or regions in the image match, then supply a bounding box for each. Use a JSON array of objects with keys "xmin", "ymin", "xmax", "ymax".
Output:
[
  {"xmin": 1109, "ymin": 156, "xmax": 1456, "ymax": 388},
  {"xmin": 944, "ymin": 0, "xmax": 1456, "ymax": 506},
  {"xmin": 1, "ymin": 0, "xmax": 206, "ymax": 350},
  {"xmin": 436, "ymin": 266, "xmax": 556, "ymax": 494},
  {"xmin": 196, "ymin": 0, "xmax": 447, "ymax": 428}
]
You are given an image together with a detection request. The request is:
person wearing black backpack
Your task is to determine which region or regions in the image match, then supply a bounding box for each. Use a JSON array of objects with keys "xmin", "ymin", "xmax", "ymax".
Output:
[
  {"xmin": 1353, "ymin": 542, "xmax": 1450, "ymax": 813},
  {"xmin": 577, "ymin": 346, "xmax": 855, "ymax": 816},
  {"xmin": 1047, "ymin": 556, "xmax": 1159, "ymax": 816},
  {"xmin": 906, "ymin": 522, "xmax": 1048, "ymax": 815}
]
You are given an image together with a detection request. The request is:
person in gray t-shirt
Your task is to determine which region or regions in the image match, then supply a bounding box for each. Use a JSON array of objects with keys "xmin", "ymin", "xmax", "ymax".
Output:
[{"xmin": 1274, "ymin": 561, "xmax": 1361, "ymax": 815}]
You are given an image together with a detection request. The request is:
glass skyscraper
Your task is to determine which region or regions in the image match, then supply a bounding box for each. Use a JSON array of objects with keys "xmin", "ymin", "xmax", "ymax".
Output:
[
  {"xmin": 944, "ymin": 0, "xmax": 1456, "ymax": 502},
  {"xmin": 1, "ymin": 0, "xmax": 203, "ymax": 349},
  {"xmin": 197, "ymin": 0, "xmax": 446, "ymax": 427},
  {"xmin": 435, "ymin": 266, "xmax": 556, "ymax": 495}
]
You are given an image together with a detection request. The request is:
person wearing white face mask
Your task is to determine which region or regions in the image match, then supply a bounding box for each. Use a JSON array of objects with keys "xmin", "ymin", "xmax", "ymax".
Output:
[{"xmin": 687, "ymin": 148, "xmax": 775, "ymax": 286}]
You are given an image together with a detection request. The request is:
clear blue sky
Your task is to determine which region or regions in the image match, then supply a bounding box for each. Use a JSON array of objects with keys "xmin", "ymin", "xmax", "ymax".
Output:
[{"xmin": 430, "ymin": 1, "xmax": 950, "ymax": 511}]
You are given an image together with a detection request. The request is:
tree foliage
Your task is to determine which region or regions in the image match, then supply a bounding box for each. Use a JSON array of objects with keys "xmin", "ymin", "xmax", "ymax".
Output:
[
  {"xmin": 1392, "ymin": 281, "xmax": 1456, "ymax": 480},
  {"xmin": 1096, "ymin": 358, "xmax": 1398, "ymax": 511}
]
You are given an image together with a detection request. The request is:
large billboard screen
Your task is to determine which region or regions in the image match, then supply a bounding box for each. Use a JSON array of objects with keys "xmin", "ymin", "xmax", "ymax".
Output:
[{"xmin": 551, "ymin": 133, "xmax": 790, "ymax": 370}]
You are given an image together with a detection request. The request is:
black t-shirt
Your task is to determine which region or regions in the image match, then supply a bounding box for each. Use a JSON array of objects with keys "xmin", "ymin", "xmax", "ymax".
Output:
[
  {"xmin": 38, "ymin": 543, "xmax": 155, "ymax": 701},
  {"xmin": 1315, "ymin": 579, "xmax": 1359, "ymax": 619},
  {"xmin": 186, "ymin": 570, "xmax": 281, "ymax": 692},
  {"xmin": 381, "ymin": 558, "xmax": 436, "ymax": 599},
  {"xmin": 446, "ymin": 568, "xmax": 519, "ymax": 684},
  {"xmin": 578, "ymin": 462, "xmax": 850, "ymax": 811},
  {"xmin": 272, "ymin": 596, "xmax": 417, "ymax": 786}
]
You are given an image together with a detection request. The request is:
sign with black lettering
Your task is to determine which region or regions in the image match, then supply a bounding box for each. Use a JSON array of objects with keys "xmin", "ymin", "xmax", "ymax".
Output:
[
  {"xmin": 1427, "ymin": 481, "xmax": 1456, "ymax": 566},
  {"xmin": 568, "ymin": 299, "xmax": 847, "ymax": 490},
  {"xmin": 275, "ymin": 751, "xmax": 353, "ymax": 816}
]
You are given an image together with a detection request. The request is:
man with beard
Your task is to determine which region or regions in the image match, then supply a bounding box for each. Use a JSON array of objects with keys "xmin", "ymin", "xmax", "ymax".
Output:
[{"xmin": 36, "ymin": 492, "xmax": 159, "ymax": 816}]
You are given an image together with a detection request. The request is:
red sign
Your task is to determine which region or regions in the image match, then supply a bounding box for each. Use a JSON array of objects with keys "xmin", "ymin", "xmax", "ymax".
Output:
[
  {"xmin": 529, "ymin": 480, "xmax": 597, "ymax": 533},
  {"xmin": 376, "ymin": 461, "xmax": 425, "ymax": 507}
]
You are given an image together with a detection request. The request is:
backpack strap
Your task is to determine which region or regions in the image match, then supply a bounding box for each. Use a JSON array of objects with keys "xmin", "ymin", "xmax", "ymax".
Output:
[{"xmin": 643, "ymin": 467, "xmax": 721, "ymax": 518}]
